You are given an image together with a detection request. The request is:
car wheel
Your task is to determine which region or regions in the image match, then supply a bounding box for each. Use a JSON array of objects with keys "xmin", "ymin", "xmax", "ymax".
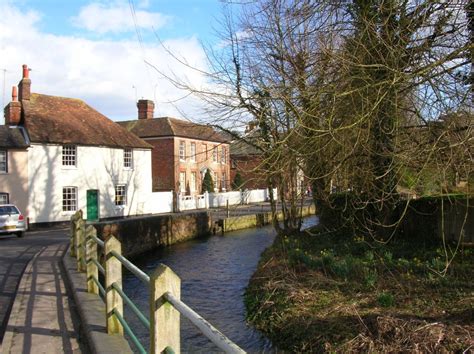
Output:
[{"xmin": 16, "ymin": 232, "xmax": 24, "ymax": 238}]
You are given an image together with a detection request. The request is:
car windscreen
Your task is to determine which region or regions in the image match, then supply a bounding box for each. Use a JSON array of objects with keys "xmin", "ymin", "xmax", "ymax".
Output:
[{"xmin": 0, "ymin": 206, "xmax": 20, "ymax": 215}]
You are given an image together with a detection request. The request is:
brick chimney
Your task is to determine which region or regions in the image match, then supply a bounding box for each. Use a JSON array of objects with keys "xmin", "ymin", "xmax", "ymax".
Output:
[
  {"xmin": 137, "ymin": 99, "xmax": 154, "ymax": 119},
  {"xmin": 18, "ymin": 64, "xmax": 31, "ymax": 101},
  {"xmin": 4, "ymin": 86, "xmax": 22, "ymax": 125}
]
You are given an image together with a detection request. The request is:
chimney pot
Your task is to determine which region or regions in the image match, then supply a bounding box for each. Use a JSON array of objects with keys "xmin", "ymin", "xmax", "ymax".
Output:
[
  {"xmin": 12, "ymin": 86, "xmax": 18, "ymax": 101},
  {"xmin": 22, "ymin": 64, "xmax": 29, "ymax": 79},
  {"xmin": 18, "ymin": 64, "xmax": 31, "ymax": 101}
]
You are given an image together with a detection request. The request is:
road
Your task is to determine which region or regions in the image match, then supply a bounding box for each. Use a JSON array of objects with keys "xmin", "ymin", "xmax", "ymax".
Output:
[{"xmin": 0, "ymin": 228, "xmax": 70, "ymax": 345}]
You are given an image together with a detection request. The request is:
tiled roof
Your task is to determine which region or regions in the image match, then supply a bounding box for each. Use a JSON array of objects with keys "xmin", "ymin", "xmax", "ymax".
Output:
[
  {"xmin": 118, "ymin": 117, "xmax": 228, "ymax": 143},
  {"xmin": 0, "ymin": 126, "xmax": 29, "ymax": 148},
  {"xmin": 22, "ymin": 94, "xmax": 151, "ymax": 149},
  {"xmin": 230, "ymin": 138, "xmax": 261, "ymax": 156}
]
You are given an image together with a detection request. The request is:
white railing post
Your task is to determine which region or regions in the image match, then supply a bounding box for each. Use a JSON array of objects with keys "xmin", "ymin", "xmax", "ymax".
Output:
[
  {"xmin": 105, "ymin": 235, "xmax": 123, "ymax": 335},
  {"xmin": 150, "ymin": 264, "xmax": 181, "ymax": 354},
  {"xmin": 204, "ymin": 191, "xmax": 209, "ymax": 209},
  {"xmin": 85, "ymin": 225, "xmax": 99, "ymax": 295},
  {"xmin": 76, "ymin": 215, "xmax": 86, "ymax": 272}
]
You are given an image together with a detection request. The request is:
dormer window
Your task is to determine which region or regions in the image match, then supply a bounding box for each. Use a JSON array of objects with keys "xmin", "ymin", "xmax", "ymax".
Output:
[
  {"xmin": 62, "ymin": 145, "xmax": 77, "ymax": 167},
  {"xmin": 124, "ymin": 148, "xmax": 133, "ymax": 169}
]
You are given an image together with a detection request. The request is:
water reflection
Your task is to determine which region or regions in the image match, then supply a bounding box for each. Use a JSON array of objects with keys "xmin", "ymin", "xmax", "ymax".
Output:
[{"xmin": 123, "ymin": 216, "xmax": 318, "ymax": 352}]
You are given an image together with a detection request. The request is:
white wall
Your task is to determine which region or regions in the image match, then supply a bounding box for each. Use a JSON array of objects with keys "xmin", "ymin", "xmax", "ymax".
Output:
[
  {"xmin": 27, "ymin": 143, "xmax": 155, "ymax": 223},
  {"xmin": 142, "ymin": 191, "xmax": 173, "ymax": 214},
  {"xmin": 208, "ymin": 188, "xmax": 278, "ymax": 208}
]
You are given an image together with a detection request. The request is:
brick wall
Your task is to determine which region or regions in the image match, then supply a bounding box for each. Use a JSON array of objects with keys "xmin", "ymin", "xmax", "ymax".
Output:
[
  {"xmin": 147, "ymin": 136, "xmax": 230, "ymax": 194},
  {"xmin": 147, "ymin": 138, "xmax": 175, "ymax": 191},
  {"xmin": 230, "ymin": 155, "xmax": 267, "ymax": 189}
]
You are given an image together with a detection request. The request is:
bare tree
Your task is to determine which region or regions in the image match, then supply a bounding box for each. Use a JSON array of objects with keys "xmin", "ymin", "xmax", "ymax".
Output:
[{"xmin": 152, "ymin": 0, "xmax": 473, "ymax": 237}]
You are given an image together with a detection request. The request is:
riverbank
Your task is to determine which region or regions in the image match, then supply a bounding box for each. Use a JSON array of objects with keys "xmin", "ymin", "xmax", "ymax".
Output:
[{"xmin": 245, "ymin": 225, "xmax": 474, "ymax": 352}]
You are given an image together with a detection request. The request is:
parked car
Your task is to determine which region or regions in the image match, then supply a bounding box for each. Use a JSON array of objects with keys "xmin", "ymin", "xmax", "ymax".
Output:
[{"xmin": 0, "ymin": 204, "xmax": 26, "ymax": 238}]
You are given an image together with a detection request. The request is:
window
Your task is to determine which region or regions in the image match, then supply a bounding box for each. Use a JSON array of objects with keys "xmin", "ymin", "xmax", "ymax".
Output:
[
  {"xmin": 62, "ymin": 187, "xmax": 77, "ymax": 212},
  {"xmin": 213, "ymin": 171, "xmax": 218, "ymax": 190},
  {"xmin": 221, "ymin": 173, "xmax": 227, "ymax": 191},
  {"xmin": 179, "ymin": 141, "xmax": 186, "ymax": 161},
  {"xmin": 62, "ymin": 145, "xmax": 77, "ymax": 167},
  {"xmin": 202, "ymin": 144, "xmax": 207, "ymax": 159},
  {"xmin": 190, "ymin": 172, "xmax": 197, "ymax": 192},
  {"xmin": 124, "ymin": 148, "xmax": 133, "ymax": 169},
  {"xmin": 115, "ymin": 185, "xmax": 127, "ymax": 206},
  {"xmin": 0, "ymin": 150, "xmax": 7, "ymax": 173},
  {"xmin": 221, "ymin": 147, "xmax": 227, "ymax": 164},
  {"xmin": 0, "ymin": 193, "xmax": 9, "ymax": 204},
  {"xmin": 190, "ymin": 142, "xmax": 196, "ymax": 162},
  {"xmin": 212, "ymin": 146, "xmax": 218, "ymax": 162},
  {"xmin": 179, "ymin": 172, "xmax": 186, "ymax": 193}
]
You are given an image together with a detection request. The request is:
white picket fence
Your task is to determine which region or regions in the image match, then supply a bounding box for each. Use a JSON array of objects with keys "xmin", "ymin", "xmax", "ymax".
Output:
[{"xmin": 177, "ymin": 188, "xmax": 278, "ymax": 211}]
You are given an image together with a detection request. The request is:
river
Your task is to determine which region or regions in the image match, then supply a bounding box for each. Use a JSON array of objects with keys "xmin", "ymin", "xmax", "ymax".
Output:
[{"xmin": 123, "ymin": 216, "xmax": 318, "ymax": 352}]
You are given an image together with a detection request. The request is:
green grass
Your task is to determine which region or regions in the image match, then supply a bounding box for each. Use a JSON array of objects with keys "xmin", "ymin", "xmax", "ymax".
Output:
[{"xmin": 245, "ymin": 227, "xmax": 474, "ymax": 352}]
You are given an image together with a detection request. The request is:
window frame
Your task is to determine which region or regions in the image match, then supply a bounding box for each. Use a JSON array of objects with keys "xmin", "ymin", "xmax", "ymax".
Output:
[
  {"xmin": 179, "ymin": 171, "xmax": 186, "ymax": 193},
  {"xmin": 179, "ymin": 141, "xmax": 186, "ymax": 162},
  {"xmin": 221, "ymin": 172, "xmax": 227, "ymax": 191},
  {"xmin": 190, "ymin": 142, "xmax": 196, "ymax": 162},
  {"xmin": 62, "ymin": 145, "xmax": 77, "ymax": 168},
  {"xmin": 213, "ymin": 171, "xmax": 218, "ymax": 191},
  {"xmin": 0, "ymin": 149, "xmax": 7, "ymax": 173},
  {"xmin": 123, "ymin": 148, "xmax": 133, "ymax": 169},
  {"xmin": 190, "ymin": 171, "xmax": 197, "ymax": 192},
  {"xmin": 221, "ymin": 147, "xmax": 227, "ymax": 164},
  {"xmin": 212, "ymin": 146, "xmax": 218, "ymax": 163},
  {"xmin": 62, "ymin": 186, "xmax": 78, "ymax": 213},
  {"xmin": 0, "ymin": 192, "xmax": 9, "ymax": 204},
  {"xmin": 114, "ymin": 184, "xmax": 127, "ymax": 206}
]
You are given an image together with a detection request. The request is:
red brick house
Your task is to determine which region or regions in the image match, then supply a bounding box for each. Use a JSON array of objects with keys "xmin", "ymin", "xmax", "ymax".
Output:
[{"xmin": 119, "ymin": 100, "xmax": 230, "ymax": 195}]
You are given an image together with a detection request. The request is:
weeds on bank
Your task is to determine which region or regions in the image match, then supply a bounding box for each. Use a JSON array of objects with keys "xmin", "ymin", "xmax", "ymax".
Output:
[{"xmin": 245, "ymin": 227, "xmax": 474, "ymax": 352}]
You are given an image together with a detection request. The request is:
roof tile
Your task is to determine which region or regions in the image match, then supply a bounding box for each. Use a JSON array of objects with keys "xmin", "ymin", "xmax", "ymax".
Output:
[{"xmin": 23, "ymin": 94, "xmax": 151, "ymax": 149}]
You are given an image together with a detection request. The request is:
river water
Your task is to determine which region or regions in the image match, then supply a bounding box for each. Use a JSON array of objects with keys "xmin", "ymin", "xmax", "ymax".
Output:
[{"xmin": 123, "ymin": 216, "xmax": 318, "ymax": 352}]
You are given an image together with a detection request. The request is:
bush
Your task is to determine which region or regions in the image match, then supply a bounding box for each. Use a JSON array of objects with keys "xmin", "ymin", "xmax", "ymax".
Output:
[
  {"xmin": 201, "ymin": 170, "xmax": 215, "ymax": 193},
  {"xmin": 232, "ymin": 172, "xmax": 244, "ymax": 190}
]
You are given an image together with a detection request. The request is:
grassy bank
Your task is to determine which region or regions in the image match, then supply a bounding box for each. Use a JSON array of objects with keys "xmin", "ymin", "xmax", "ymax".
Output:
[{"xmin": 245, "ymin": 226, "xmax": 474, "ymax": 352}]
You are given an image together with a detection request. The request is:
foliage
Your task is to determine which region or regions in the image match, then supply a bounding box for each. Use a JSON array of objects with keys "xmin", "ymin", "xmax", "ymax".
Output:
[
  {"xmin": 232, "ymin": 172, "xmax": 244, "ymax": 190},
  {"xmin": 245, "ymin": 225, "xmax": 474, "ymax": 352},
  {"xmin": 201, "ymin": 169, "xmax": 214, "ymax": 193}
]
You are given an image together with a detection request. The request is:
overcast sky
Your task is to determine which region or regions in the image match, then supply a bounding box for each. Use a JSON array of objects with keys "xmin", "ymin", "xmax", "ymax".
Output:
[{"xmin": 0, "ymin": 0, "xmax": 224, "ymax": 124}]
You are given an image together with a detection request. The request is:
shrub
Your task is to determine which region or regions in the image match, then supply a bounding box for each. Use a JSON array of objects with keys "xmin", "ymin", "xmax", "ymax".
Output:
[
  {"xmin": 377, "ymin": 292, "xmax": 395, "ymax": 307},
  {"xmin": 201, "ymin": 169, "xmax": 215, "ymax": 193}
]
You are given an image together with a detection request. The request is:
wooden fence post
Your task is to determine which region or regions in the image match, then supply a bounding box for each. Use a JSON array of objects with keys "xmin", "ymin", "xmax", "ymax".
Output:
[
  {"xmin": 76, "ymin": 215, "xmax": 86, "ymax": 272},
  {"xmin": 150, "ymin": 264, "xmax": 181, "ymax": 354},
  {"xmin": 105, "ymin": 235, "xmax": 123, "ymax": 335},
  {"xmin": 70, "ymin": 212, "xmax": 77, "ymax": 257},
  {"xmin": 85, "ymin": 225, "xmax": 99, "ymax": 295}
]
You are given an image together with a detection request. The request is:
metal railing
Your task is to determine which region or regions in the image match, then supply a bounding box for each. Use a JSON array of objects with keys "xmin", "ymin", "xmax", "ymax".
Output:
[{"xmin": 70, "ymin": 210, "xmax": 245, "ymax": 354}]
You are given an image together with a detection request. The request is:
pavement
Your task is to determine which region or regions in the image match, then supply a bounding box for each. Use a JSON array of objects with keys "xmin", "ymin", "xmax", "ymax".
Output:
[{"xmin": 0, "ymin": 229, "xmax": 86, "ymax": 353}]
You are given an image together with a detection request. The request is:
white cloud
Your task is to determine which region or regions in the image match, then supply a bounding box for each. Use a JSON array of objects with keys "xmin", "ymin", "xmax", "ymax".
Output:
[
  {"xmin": 0, "ymin": 2, "xmax": 211, "ymax": 123},
  {"xmin": 71, "ymin": 1, "xmax": 171, "ymax": 34}
]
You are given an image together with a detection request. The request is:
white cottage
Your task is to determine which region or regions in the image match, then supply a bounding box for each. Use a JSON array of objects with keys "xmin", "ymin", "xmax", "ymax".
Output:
[{"xmin": 1, "ymin": 65, "xmax": 154, "ymax": 225}]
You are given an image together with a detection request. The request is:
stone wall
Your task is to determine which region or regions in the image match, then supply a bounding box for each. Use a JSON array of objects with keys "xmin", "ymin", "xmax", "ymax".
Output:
[
  {"xmin": 398, "ymin": 197, "xmax": 473, "ymax": 243},
  {"xmin": 93, "ymin": 212, "xmax": 212, "ymax": 257}
]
